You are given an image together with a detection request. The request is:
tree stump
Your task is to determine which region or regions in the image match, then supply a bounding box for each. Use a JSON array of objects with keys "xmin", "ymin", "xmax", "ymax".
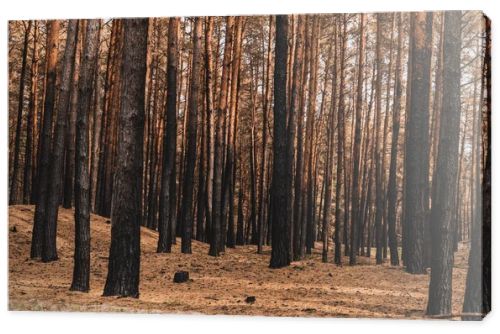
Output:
[
  {"xmin": 245, "ymin": 296, "xmax": 256, "ymax": 304},
  {"xmin": 173, "ymin": 271, "xmax": 189, "ymax": 283}
]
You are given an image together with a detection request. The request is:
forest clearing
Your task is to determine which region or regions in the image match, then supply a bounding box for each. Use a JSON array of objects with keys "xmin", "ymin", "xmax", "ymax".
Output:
[{"xmin": 9, "ymin": 205, "xmax": 469, "ymax": 318}]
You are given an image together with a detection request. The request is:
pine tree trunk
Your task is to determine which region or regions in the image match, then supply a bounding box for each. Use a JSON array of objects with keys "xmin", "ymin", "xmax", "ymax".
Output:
[
  {"xmin": 222, "ymin": 17, "xmax": 243, "ymax": 250},
  {"xmin": 334, "ymin": 16, "xmax": 347, "ymax": 265},
  {"xmin": 23, "ymin": 22, "xmax": 39, "ymax": 204},
  {"xmin": 374, "ymin": 14, "xmax": 384, "ymax": 264},
  {"xmin": 103, "ymin": 18, "xmax": 148, "ymax": 298},
  {"xmin": 289, "ymin": 15, "xmax": 306, "ymax": 261},
  {"xmin": 10, "ymin": 21, "xmax": 32, "ymax": 204},
  {"xmin": 349, "ymin": 14, "xmax": 365, "ymax": 265},
  {"xmin": 63, "ymin": 24, "xmax": 83, "ymax": 209},
  {"xmin": 209, "ymin": 16, "xmax": 234, "ymax": 257},
  {"xmin": 204, "ymin": 16, "xmax": 215, "ymax": 244},
  {"xmin": 40, "ymin": 19, "xmax": 79, "ymax": 262},
  {"xmin": 257, "ymin": 16, "xmax": 273, "ymax": 253},
  {"xmin": 31, "ymin": 20, "xmax": 60, "ymax": 259},
  {"xmin": 304, "ymin": 16, "xmax": 320, "ymax": 255},
  {"xmin": 71, "ymin": 19, "xmax": 101, "ymax": 292},
  {"xmin": 462, "ymin": 23, "xmax": 488, "ymax": 318},
  {"xmin": 179, "ymin": 17, "xmax": 203, "ymax": 254},
  {"xmin": 403, "ymin": 12, "xmax": 433, "ymax": 274},
  {"xmin": 387, "ymin": 13, "xmax": 403, "ymax": 266},
  {"xmin": 269, "ymin": 15, "xmax": 290, "ymax": 268},
  {"xmin": 158, "ymin": 18, "xmax": 180, "ymax": 253},
  {"xmin": 322, "ymin": 21, "xmax": 337, "ymax": 263},
  {"xmin": 426, "ymin": 11, "xmax": 461, "ymax": 316}
]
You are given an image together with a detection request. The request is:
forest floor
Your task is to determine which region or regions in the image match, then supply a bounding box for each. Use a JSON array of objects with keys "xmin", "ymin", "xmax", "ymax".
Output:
[{"xmin": 9, "ymin": 205, "xmax": 469, "ymax": 319}]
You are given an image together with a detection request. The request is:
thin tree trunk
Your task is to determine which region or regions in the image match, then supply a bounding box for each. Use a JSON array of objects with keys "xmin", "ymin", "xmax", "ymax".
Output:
[
  {"xmin": 290, "ymin": 15, "xmax": 306, "ymax": 261},
  {"xmin": 374, "ymin": 14, "xmax": 384, "ymax": 264},
  {"xmin": 71, "ymin": 19, "xmax": 101, "ymax": 292},
  {"xmin": 257, "ymin": 16, "xmax": 274, "ymax": 254},
  {"xmin": 322, "ymin": 20, "xmax": 337, "ymax": 263},
  {"xmin": 10, "ymin": 21, "xmax": 32, "ymax": 204},
  {"xmin": 179, "ymin": 17, "xmax": 203, "ymax": 254},
  {"xmin": 209, "ymin": 16, "xmax": 234, "ymax": 257},
  {"xmin": 23, "ymin": 22, "xmax": 39, "ymax": 204},
  {"xmin": 63, "ymin": 23, "xmax": 83, "ymax": 209},
  {"xmin": 204, "ymin": 16, "xmax": 215, "ymax": 244},
  {"xmin": 31, "ymin": 20, "xmax": 59, "ymax": 259},
  {"xmin": 158, "ymin": 18, "xmax": 180, "ymax": 253},
  {"xmin": 40, "ymin": 19, "xmax": 79, "ymax": 262},
  {"xmin": 349, "ymin": 14, "xmax": 365, "ymax": 265},
  {"xmin": 387, "ymin": 13, "xmax": 403, "ymax": 266}
]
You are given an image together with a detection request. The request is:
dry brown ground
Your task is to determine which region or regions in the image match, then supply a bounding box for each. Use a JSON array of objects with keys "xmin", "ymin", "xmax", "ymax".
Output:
[{"xmin": 8, "ymin": 205, "xmax": 469, "ymax": 318}]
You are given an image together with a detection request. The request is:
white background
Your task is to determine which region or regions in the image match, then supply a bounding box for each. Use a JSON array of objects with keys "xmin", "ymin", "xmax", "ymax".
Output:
[{"xmin": 1, "ymin": 0, "xmax": 498, "ymax": 333}]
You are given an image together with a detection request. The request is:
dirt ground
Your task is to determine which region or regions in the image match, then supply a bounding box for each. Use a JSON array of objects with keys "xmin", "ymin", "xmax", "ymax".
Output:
[{"xmin": 8, "ymin": 205, "xmax": 469, "ymax": 319}]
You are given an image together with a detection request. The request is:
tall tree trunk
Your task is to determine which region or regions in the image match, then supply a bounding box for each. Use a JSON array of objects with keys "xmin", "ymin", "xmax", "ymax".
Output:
[
  {"xmin": 463, "ymin": 20, "xmax": 490, "ymax": 318},
  {"xmin": 269, "ymin": 15, "xmax": 290, "ymax": 268},
  {"xmin": 71, "ymin": 19, "xmax": 101, "ymax": 292},
  {"xmin": 349, "ymin": 14, "xmax": 365, "ymax": 265},
  {"xmin": 103, "ymin": 18, "xmax": 148, "ymax": 298},
  {"xmin": 31, "ymin": 20, "xmax": 60, "ymax": 259},
  {"xmin": 209, "ymin": 16, "xmax": 234, "ymax": 257},
  {"xmin": 381, "ymin": 14, "xmax": 396, "ymax": 260},
  {"xmin": 223, "ymin": 17, "xmax": 244, "ymax": 249},
  {"xmin": 304, "ymin": 16, "xmax": 320, "ymax": 255},
  {"xmin": 90, "ymin": 46, "xmax": 103, "ymax": 212},
  {"xmin": 179, "ymin": 17, "xmax": 203, "ymax": 254},
  {"xmin": 334, "ymin": 16, "xmax": 347, "ymax": 265},
  {"xmin": 322, "ymin": 20, "xmax": 337, "ymax": 263},
  {"xmin": 23, "ymin": 22, "xmax": 39, "ymax": 204},
  {"xmin": 63, "ymin": 23, "xmax": 83, "ymax": 209},
  {"xmin": 290, "ymin": 15, "xmax": 306, "ymax": 261},
  {"xmin": 374, "ymin": 14, "xmax": 384, "ymax": 264},
  {"xmin": 387, "ymin": 13, "xmax": 403, "ymax": 266},
  {"xmin": 158, "ymin": 18, "xmax": 180, "ymax": 253},
  {"xmin": 426, "ymin": 11, "xmax": 461, "ymax": 316},
  {"xmin": 10, "ymin": 21, "xmax": 32, "ymax": 204},
  {"xmin": 204, "ymin": 16, "xmax": 215, "ymax": 244},
  {"xmin": 403, "ymin": 12, "xmax": 433, "ymax": 274},
  {"xmin": 41, "ymin": 19, "xmax": 79, "ymax": 262},
  {"xmin": 258, "ymin": 16, "xmax": 274, "ymax": 253}
]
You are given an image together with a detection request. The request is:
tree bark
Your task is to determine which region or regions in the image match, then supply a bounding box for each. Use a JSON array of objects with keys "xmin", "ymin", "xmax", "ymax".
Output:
[
  {"xmin": 23, "ymin": 22, "xmax": 39, "ymax": 204},
  {"xmin": 289, "ymin": 15, "xmax": 306, "ymax": 261},
  {"xmin": 71, "ymin": 19, "xmax": 101, "ymax": 292},
  {"xmin": 269, "ymin": 15, "xmax": 290, "ymax": 268},
  {"xmin": 349, "ymin": 14, "xmax": 365, "ymax": 265},
  {"xmin": 31, "ymin": 20, "xmax": 60, "ymax": 259},
  {"xmin": 257, "ymin": 16, "xmax": 274, "ymax": 253},
  {"xmin": 158, "ymin": 18, "xmax": 180, "ymax": 253},
  {"xmin": 40, "ymin": 19, "xmax": 79, "ymax": 262},
  {"xmin": 426, "ymin": 11, "xmax": 461, "ymax": 316},
  {"xmin": 463, "ymin": 18, "xmax": 490, "ymax": 318},
  {"xmin": 63, "ymin": 24, "xmax": 83, "ymax": 209},
  {"xmin": 209, "ymin": 16, "xmax": 234, "ymax": 257},
  {"xmin": 403, "ymin": 12, "xmax": 433, "ymax": 274},
  {"xmin": 387, "ymin": 13, "xmax": 403, "ymax": 266},
  {"xmin": 103, "ymin": 18, "xmax": 148, "ymax": 298},
  {"xmin": 334, "ymin": 16, "xmax": 347, "ymax": 265},
  {"xmin": 10, "ymin": 21, "xmax": 32, "ymax": 204},
  {"xmin": 179, "ymin": 17, "xmax": 203, "ymax": 254}
]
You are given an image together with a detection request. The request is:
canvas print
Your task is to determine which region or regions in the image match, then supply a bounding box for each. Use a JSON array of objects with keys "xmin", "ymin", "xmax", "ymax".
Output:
[{"xmin": 8, "ymin": 11, "xmax": 490, "ymax": 319}]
